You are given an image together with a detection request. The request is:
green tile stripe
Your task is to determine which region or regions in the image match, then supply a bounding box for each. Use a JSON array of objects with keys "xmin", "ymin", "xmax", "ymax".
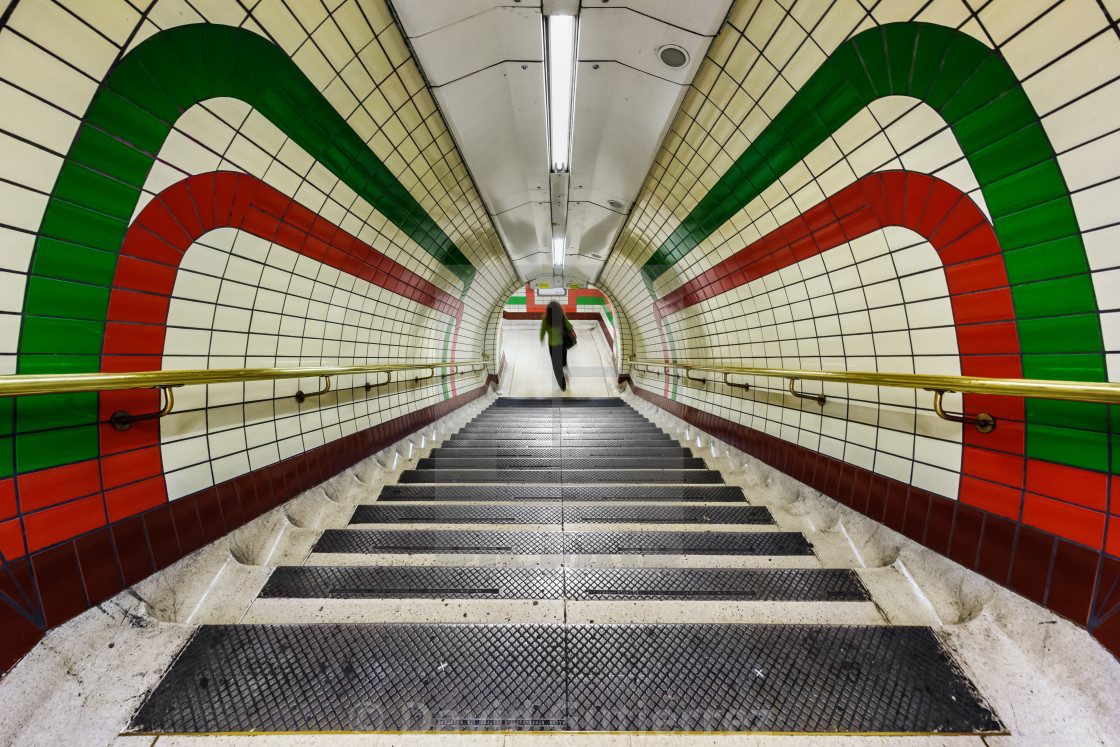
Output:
[
  {"xmin": 507, "ymin": 296, "xmax": 527, "ymax": 305},
  {"xmin": 643, "ymin": 22, "xmax": 1108, "ymax": 471},
  {"xmin": 11, "ymin": 24, "xmax": 476, "ymax": 476},
  {"xmin": 576, "ymin": 295, "xmax": 613, "ymax": 325}
]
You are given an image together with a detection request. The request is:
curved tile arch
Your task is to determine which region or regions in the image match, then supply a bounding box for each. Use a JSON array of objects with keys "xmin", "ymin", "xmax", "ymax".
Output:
[
  {"xmin": 643, "ymin": 22, "xmax": 1081, "ymax": 290},
  {"xmin": 15, "ymin": 23, "xmax": 479, "ymax": 475},
  {"xmin": 96, "ymin": 170, "xmax": 465, "ymax": 522},
  {"xmin": 646, "ymin": 169, "xmax": 1111, "ymax": 550},
  {"xmin": 639, "ymin": 21, "xmax": 1107, "ymax": 472}
]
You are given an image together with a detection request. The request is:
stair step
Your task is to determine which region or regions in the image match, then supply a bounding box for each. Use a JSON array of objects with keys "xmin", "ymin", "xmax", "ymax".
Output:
[
  {"xmin": 130, "ymin": 623, "xmax": 1003, "ymax": 734},
  {"xmin": 397, "ymin": 469, "xmax": 723, "ymax": 484},
  {"xmin": 492, "ymin": 397, "xmax": 629, "ymax": 406},
  {"xmin": 429, "ymin": 446, "xmax": 695, "ymax": 457},
  {"xmin": 376, "ymin": 484, "xmax": 748, "ymax": 502},
  {"xmin": 351, "ymin": 505, "xmax": 563, "ymax": 525},
  {"xmin": 350, "ymin": 504, "xmax": 773, "ymax": 525},
  {"xmin": 413, "ymin": 457, "xmax": 707, "ymax": 470},
  {"xmin": 313, "ymin": 529, "xmax": 812, "ymax": 556},
  {"xmin": 442, "ymin": 439, "xmax": 677, "ymax": 448},
  {"xmin": 259, "ymin": 566, "xmax": 869, "ymax": 602}
]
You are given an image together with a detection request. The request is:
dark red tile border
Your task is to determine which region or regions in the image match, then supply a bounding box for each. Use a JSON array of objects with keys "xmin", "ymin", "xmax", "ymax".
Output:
[
  {"xmin": 29, "ymin": 543, "xmax": 87, "ymax": 629},
  {"xmin": 627, "ymin": 380, "xmax": 1119, "ymax": 661},
  {"xmin": 0, "ymin": 382, "xmax": 492, "ymax": 677}
]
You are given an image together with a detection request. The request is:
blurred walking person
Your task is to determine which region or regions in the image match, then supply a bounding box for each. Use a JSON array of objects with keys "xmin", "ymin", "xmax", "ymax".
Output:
[{"xmin": 540, "ymin": 300, "xmax": 576, "ymax": 391}]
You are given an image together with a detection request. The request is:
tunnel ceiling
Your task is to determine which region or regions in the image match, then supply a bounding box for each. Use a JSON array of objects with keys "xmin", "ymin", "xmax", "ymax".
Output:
[{"xmin": 391, "ymin": 0, "xmax": 733, "ymax": 286}]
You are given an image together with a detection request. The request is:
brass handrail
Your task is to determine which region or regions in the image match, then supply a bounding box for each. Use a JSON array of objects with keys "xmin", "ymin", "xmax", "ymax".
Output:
[
  {"xmin": 0, "ymin": 360, "xmax": 490, "ymax": 398},
  {"xmin": 628, "ymin": 358, "xmax": 1120, "ymax": 405}
]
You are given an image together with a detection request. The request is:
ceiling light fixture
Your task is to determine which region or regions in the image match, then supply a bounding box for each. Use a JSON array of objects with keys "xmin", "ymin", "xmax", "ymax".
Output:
[
  {"xmin": 546, "ymin": 14, "xmax": 576, "ymax": 173},
  {"xmin": 552, "ymin": 236, "xmax": 565, "ymax": 267}
]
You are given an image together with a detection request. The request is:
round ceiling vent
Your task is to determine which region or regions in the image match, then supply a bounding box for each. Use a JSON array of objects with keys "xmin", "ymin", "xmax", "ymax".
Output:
[
  {"xmin": 658, "ymin": 45, "xmax": 689, "ymax": 69},
  {"xmin": 608, "ymin": 199, "xmax": 625, "ymax": 210}
]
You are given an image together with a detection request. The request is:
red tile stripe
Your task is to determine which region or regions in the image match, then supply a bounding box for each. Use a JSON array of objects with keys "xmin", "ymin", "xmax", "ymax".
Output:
[
  {"xmin": 6, "ymin": 171, "xmax": 471, "ymax": 560},
  {"xmin": 648, "ymin": 170, "xmax": 1110, "ymax": 549},
  {"xmin": 98, "ymin": 168, "xmax": 466, "ymax": 464}
]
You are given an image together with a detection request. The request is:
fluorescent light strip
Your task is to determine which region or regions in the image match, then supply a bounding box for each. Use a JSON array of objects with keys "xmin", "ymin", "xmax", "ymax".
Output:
[
  {"xmin": 552, "ymin": 236, "xmax": 565, "ymax": 266},
  {"xmin": 547, "ymin": 14, "xmax": 575, "ymax": 173}
]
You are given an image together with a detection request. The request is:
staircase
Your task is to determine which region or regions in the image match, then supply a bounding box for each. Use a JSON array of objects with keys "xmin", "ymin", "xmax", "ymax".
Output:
[{"xmin": 126, "ymin": 397, "xmax": 1003, "ymax": 736}]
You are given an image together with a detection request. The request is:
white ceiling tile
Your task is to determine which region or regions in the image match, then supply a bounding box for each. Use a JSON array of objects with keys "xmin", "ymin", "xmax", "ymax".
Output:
[
  {"xmin": 578, "ymin": 7, "xmax": 711, "ymax": 84},
  {"xmin": 433, "ymin": 62, "xmax": 549, "ymax": 214},
  {"xmin": 581, "ymin": 0, "xmax": 734, "ymax": 36},
  {"xmin": 407, "ymin": 6, "xmax": 542, "ymax": 85},
  {"xmin": 568, "ymin": 200, "xmax": 625, "ymax": 259},
  {"xmin": 392, "ymin": 0, "xmax": 542, "ymax": 37},
  {"xmin": 569, "ymin": 60, "xmax": 687, "ymax": 209}
]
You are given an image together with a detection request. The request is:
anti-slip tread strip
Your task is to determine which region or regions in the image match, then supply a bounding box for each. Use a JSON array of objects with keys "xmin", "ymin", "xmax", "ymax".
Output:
[
  {"xmin": 561, "ymin": 505, "xmax": 772, "ymax": 524},
  {"xmin": 350, "ymin": 505, "xmax": 564, "ymax": 524},
  {"xmin": 428, "ymin": 447, "xmax": 695, "ymax": 457},
  {"xmin": 349, "ymin": 504, "xmax": 771, "ymax": 524},
  {"xmin": 376, "ymin": 485, "xmax": 747, "ymax": 502},
  {"xmin": 129, "ymin": 623, "xmax": 1002, "ymax": 733},
  {"xmin": 260, "ymin": 566, "xmax": 566, "ymax": 599},
  {"xmin": 451, "ymin": 432, "xmax": 673, "ymax": 440},
  {"xmin": 312, "ymin": 530, "xmax": 812, "ymax": 556},
  {"xmin": 412, "ymin": 457, "xmax": 708, "ymax": 469},
  {"xmin": 258, "ymin": 566, "xmax": 867, "ymax": 601},
  {"xmin": 441, "ymin": 441, "xmax": 676, "ymax": 447},
  {"xmin": 396, "ymin": 469, "xmax": 724, "ymax": 484}
]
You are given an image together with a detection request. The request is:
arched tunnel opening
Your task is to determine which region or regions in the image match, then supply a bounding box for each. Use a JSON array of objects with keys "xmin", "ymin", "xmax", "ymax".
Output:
[{"xmin": 494, "ymin": 283, "xmax": 621, "ymax": 397}]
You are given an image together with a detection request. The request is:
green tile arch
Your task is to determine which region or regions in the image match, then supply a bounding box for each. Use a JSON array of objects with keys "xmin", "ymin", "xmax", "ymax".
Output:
[
  {"xmin": 642, "ymin": 22, "xmax": 1108, "ymax": 471},
  {"xmin": 13, "ymin": 24, "xmax": 478, "ymax": 475}
]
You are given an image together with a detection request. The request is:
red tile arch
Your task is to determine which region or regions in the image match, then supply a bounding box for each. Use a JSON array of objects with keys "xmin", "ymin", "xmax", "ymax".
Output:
[
  {"xmin": 99, "ymin": 170, "xmax": 466, "ymax": 468},
  {"xmin": 651, "ymin": 170, "xmax": 1107, "ymax": 550}
]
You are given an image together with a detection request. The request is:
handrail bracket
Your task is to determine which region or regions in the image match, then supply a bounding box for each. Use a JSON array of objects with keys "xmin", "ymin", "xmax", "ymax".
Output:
[
  {"xmin": 296, "ymin": 375, "xmax": 331, "ymax": 403},
  {"xmin": 685, "ymin": 369, "xmax": 707, "ymax": 385},
  {"xmin": 365, "ymin": 371, "xmax": 392, "ymax": 392},
  {"xmin": 931, "ymin": 389, "xmax": 996, "ymax": 433},
  {"xmin": 789, "ymin": 378, "xmax": 825, "ymax": 406},
  {"xmin": 723, "ymin": 372, "xmax": 749, "ymax": 391},
  {"xmin": 111, "ymin": 386, "xmax": 177, "ymax": 431}
]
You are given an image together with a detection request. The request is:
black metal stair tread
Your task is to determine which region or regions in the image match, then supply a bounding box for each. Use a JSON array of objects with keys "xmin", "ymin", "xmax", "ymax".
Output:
[
  {"xmin": 258, "ymin": 566, "xmax": 867, "ymax": 601},
  {"xmin": 130, "ymin": 623, "xmax": 1003, "ymax": 734},
  {"xmin": 493, "ymin": 401, "xmax": 630, "ymax": 404},
  {"xmin": 349, "ymin": 504, "xmax": 772, "ymax": 525},
  {"xmin": 458, "ymin": 425, "xmax": 663, "ymax": 431},
  {"xmin": 313, "ymin": 529, "xmax": 812, "ymax": 555},
  {"xmin": 378, "ymin": 485, "xmax": 564, "ymax": 500},
  {"xmin": 377, "ymin": 484, "xmax": 747, "ymax": 502},
  {"xmin": 429, "ymin": 447, "xmax": 695, "ymax": 457},
  {"xmin": 413, "ymin": 457, "xmax": 708, "ymax": 469},
  {"xmin": 260, "ymin": 566, "xmax": 565, "ymax": 599},
  {"xmin": 562, "ymin": 505, "xmax": 772, "ymax": 524},
  {"xmin": 397, "ymin": 469, "xmax": 723, "ymax": 484},
  {"xmin": 442, "ymin": 440, "xmax": 678, "ymax": 448},
  {"xmin": 351, "ymin": 505, "xmax": 563, "ymax": 524},
  {"xmin": 469, "ymin": 418, "xmax": 649, "ymax": 423}
]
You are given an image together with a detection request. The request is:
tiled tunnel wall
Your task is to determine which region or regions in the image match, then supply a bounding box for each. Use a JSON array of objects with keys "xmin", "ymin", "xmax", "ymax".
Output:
[
  {"xmin": 598, "ymin": 0, "xmax": 1120, "ymax": 657},
  {"xmin": 1, "ymin": 0, "xmax": 1119, "ymax": 673},
  {"xmin": 0, "ymin": 0, "xmax": 518, "ymax": 672}
]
